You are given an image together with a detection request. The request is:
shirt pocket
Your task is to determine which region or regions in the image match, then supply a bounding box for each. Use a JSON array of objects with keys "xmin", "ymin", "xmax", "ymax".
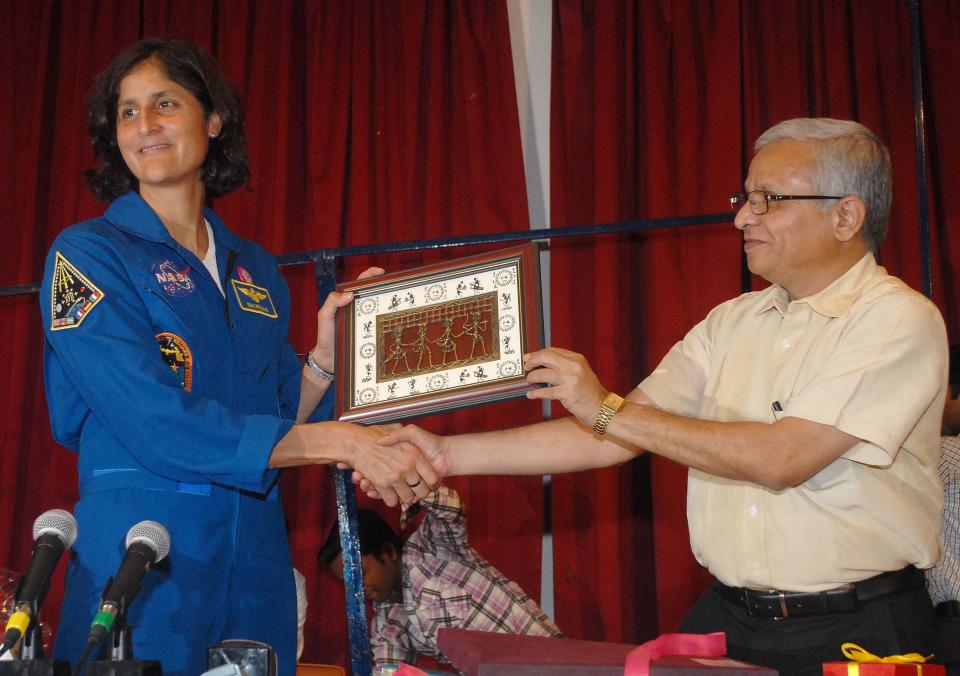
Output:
[{"xmin": 229, "ymin": 297, "xmax": 282, "ymax": 382}]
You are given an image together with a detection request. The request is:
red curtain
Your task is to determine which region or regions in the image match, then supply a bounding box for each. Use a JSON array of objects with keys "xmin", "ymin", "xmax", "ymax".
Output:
[
  {"xmin": 548, "ymin": 0, "xmax": 960, "ymax": 643},
  {"xmin": 549, "ymin": 0, "xmax": 743, "ymax": 642},
  {"xmin": 3, "ymin": 0, "xmax": 960, "ymax": 671}
]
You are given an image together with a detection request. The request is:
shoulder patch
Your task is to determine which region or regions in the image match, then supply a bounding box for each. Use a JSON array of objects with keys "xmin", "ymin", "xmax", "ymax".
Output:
[
  {"xmin": 155, "ymin": 332, "xmax": 193, "ymax": 391},
  {"xmin": 50, "ymin": 252, "xmax": 105, "ymax": 330},
  {"xmin": 230, "ymin": 279, "xmax": 278, "ymax": 318}
]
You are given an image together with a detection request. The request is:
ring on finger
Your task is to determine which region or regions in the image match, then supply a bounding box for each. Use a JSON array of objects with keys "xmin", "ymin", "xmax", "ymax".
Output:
[{"xmin": 407, "ymin": 478, "xmax": 422, "ymax": 488}]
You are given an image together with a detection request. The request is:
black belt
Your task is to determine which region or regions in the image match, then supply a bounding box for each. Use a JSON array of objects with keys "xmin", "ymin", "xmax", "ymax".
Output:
[{"xmin": 713, "ymin": 566, "xmax": 925, "ymax": 618}]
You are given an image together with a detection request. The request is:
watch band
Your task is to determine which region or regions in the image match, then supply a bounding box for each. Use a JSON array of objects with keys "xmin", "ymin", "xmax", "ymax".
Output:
[
  {"xmin": 592, "ymin": 392, "xmax": 626, "ymax": 436},
  {"xmin": 305, "ymin": 351, "xmax": 335, "ymax": 382}
]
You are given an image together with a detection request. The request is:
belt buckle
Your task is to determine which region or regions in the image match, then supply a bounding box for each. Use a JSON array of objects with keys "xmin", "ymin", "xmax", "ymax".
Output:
[{"xmin": 771, "ymin": 589, "xmax": 789, "ymax": 619}]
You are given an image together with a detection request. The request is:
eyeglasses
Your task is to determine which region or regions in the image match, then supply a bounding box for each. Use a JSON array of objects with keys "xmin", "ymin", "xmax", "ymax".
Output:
[{"xmin": 730, "ymin": 190, "xmax": 846, "ymax": 215}]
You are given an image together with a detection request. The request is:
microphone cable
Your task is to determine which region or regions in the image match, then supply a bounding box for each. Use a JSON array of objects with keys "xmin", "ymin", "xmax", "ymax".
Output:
[{"xmin": 71, "ymin": 637, "xmax": 97, "ymax": 676}]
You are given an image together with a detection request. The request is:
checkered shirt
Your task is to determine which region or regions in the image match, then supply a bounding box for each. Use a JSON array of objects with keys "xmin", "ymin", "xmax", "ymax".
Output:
[
  {"xmin": 926, "ymin": 436, "xmax": 960, "ymax": 604},
  {"xmin": 369, "ymin": 486, "xmax": 562, "ymax": 667}
]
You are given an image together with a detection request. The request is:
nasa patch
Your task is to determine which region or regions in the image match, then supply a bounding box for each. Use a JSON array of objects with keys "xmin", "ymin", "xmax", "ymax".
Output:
[
  {"xmin": 152, "ymin": 259, "xmax": 196, "ymax": 297},
  {"xmin": 50, "ymin": 252, "xmax": 104, "ymax": 330},
  {"xmin": 230, "ymin": 279, "xmax": 278, "ymax": 318},
  {"xmin": 155, "ymin": 332, "xmax": 193, "ymax": 391}
]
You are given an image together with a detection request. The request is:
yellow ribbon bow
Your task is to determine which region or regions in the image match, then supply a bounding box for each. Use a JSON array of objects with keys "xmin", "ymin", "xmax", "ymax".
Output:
[{"xmin": 841, "ymin": 642, "xmax": 933, "ymax": 675}]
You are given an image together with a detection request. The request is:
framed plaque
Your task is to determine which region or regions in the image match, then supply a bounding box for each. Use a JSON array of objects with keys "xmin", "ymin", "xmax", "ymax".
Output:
[{"xmin": 335, "ymin": 243, "xmax": 543, "ymax": 423}]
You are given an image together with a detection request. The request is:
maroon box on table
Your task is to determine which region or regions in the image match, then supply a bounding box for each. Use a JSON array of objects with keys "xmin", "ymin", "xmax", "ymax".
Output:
[
  {"xmin": 437, "ymin": 628, "xmax": 635, "ymax": 675},
  {"xmin": 436, "ymin": 629, "xmax": 777, "ymax": 675},
  {"xmin": 651, "ymin": 655, "xmax": 777, "ymax": 674}
]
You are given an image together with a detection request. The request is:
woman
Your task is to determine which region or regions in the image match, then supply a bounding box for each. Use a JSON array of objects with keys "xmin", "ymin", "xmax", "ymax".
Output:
[{"xmin": 40, "ymin": 38, "xmax": 435, "ymax": 675}]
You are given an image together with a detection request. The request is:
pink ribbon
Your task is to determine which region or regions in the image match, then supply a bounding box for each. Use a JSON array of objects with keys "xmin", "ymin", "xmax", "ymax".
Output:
[
  {"xmin": 394, "ymin": 664, "xmax": 429, "ymax": 676},
  {"xmin": 624, "ymin": 632, "xmax": 727, "ymax": 676}
]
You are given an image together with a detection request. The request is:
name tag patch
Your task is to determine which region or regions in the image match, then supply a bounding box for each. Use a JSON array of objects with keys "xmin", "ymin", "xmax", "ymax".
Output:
[
  {"xmin": 231, "ymin": 279, "xmax": 277, "ymax": 318},
  {"xmin": 50, "ymin": 252, "xmax": 104, "ymax": 330},
  {"xmin": 156, "ymin": 332, "xmax": 193, "ymax": 391}
]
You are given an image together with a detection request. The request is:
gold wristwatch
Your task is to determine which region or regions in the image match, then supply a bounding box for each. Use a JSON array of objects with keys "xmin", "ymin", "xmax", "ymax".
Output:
[{"xmin": 592, "ymin": 391, "xmax": 626, "ymax": 437}]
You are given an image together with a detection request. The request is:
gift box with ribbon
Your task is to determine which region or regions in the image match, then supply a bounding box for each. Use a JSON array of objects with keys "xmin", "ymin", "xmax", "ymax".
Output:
[
  {"xmin": 626, "ymin": 633, "xmax": 775, "ymax": 675},
  {"xmin": 822, "ymin": 643, "xmax": 945, "ymax": 676}
]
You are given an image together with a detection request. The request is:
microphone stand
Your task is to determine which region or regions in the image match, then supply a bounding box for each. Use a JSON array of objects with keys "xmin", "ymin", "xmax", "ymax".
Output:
[
  {"xmin": 84, "ymin": 602, "xmax": 161, "ymax": 676},
  {"xmin": 109, "ymin": 626, "xmax": 132, "ymax": 663},
  {"xmin": 18, "ymin": 622, "xmax": 44, "ymax": 660},
  {"xmin": 0, "ymin": 604, "xmax": 70, "ymax": 675}
]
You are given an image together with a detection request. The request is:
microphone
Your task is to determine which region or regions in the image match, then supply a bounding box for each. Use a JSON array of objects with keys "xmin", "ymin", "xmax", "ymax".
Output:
[
  {"xmin": 0, "ymin": 509, "xmax": 77, "ymax": 656},
  {"xmin": 87, "ymin": 520, "xmax": 170, "ymax": 646}
]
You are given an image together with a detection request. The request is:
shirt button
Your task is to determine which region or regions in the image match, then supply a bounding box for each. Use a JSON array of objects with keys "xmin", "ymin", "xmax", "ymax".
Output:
[
  {"xmin": 751, "ymin": 563, "xmax": 761, "ymax": 572},
  {"xmin": 781, "ymin": 338, "xmax": 792, "ymax": 349},
  {"xmin": 747, "ymin": 505, "xmax": 758, "ymax": 517}
]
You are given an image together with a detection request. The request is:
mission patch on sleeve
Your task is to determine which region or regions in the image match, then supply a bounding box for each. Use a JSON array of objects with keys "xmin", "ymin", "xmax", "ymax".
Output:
[
  {"xmin": 50, "ymin": 252, "xmax": 105, "ymax": 330},
  {"xmin": 155, "ymin": 332, "xmax": 193, "ymax": 391}
]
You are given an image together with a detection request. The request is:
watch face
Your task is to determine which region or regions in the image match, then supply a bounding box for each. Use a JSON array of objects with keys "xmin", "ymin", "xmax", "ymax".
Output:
[{"xmin": 602, "ymin": 392, "xmax": 625, "ymax": 412}]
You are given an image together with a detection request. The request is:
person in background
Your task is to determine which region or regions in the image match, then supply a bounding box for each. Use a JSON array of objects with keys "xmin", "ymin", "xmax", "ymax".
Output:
[
  {"xmin": 319, "ymin": 487, "xmax": 561, "ymax": 668},
  {"xmin": 40, "ymin": 38, "xmax": 435, "ymax": 676},
  {"xmin": 293, "ymin": 567, "xmax": 307, "ymax": 661},
  {"xmin": 931, "ymin": 393, "xmax": 960, "ymax": 673}
]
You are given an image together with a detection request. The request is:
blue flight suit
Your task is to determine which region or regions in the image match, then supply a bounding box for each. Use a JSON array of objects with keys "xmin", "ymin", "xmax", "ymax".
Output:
[{"xmin": 40, "ymin": 191, "xmax": 329, "ymax": 676}]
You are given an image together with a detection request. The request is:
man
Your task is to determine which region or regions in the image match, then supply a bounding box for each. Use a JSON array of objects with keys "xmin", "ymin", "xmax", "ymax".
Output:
[
  {"xmin": 319, "ymin": 487, "xmax": 561, "ymax": 668},
  {"xmin": 377, "ymin": 119, "xmax": 948, "ymax": 674}
]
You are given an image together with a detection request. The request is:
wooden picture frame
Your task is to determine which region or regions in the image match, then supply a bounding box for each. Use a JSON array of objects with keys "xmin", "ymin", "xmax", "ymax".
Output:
[{"xmin": 335, "ymin": 243, "xmax": 543, "ymax": 423}]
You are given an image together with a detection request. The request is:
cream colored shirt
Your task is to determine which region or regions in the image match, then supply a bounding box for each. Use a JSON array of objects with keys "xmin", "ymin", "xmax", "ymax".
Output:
[{"xmin": 639, "ymin": 254, "xmax": 947, "ymax": 591}]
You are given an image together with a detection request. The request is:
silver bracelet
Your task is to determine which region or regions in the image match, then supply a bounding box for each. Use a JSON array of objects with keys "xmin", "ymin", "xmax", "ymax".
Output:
[{"xmin": 305, "ymin": 351, "xmax": 335, "ymax": 382}]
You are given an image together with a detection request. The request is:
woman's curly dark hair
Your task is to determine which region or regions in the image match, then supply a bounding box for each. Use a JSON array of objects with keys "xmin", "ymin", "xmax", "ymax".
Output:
[{"xmin": 86, "ymin": 38, "xmax": 249, "ymax": 201}]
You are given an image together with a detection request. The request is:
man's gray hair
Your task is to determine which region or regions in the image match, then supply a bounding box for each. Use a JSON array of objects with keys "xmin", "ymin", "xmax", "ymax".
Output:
[{"xmin": 755, "ymin": 118, "xmax": 892, "ymax": 252}]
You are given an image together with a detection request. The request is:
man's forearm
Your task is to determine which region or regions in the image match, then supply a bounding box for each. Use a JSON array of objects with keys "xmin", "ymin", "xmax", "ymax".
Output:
[
  {"xmin": 445, "ymin": 416, "xmax": 640, "ymax": 477},
  {"xmin": 605, "ymin": 403, "xmax": 859, "ymax": 489}
]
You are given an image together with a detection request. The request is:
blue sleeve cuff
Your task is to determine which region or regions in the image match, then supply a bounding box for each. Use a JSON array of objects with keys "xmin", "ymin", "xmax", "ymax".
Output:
[{"xmin": 234, "ymin": 414, "xmax": 297, "ymax": 492}]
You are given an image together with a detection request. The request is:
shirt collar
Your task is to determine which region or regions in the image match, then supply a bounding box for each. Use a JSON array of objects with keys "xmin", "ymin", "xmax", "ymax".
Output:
[
  {"xmin": 753, "ymin": 253, "xmax": 880, "ymax": 318},
  {"xmin": 103, "ymin": 191, "xmax": 244, "ymax": 253},
  {"xmin": 103, "ymin": 191, "xmax": 169, "ymax": 242}
]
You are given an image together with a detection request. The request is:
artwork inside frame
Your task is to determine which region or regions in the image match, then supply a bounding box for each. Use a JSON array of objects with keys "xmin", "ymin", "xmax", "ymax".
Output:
[{"xmin": 335, "ymin": 243, "xmax": 544, "ymax": 424}]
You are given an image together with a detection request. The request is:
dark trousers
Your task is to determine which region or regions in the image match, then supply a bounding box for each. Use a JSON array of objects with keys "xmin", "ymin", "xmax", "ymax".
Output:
[
  {"xmin": 936, "ymin": 612, "xmax": 960, "ymax": 676},
  {"xmin": 680, "ymin": 582, "xmax": 939, "ymax": 676}
]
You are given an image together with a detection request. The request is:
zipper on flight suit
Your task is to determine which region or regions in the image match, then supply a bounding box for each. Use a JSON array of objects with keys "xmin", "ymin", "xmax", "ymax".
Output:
[{"xmin": 223, "ymin": 250, "xmax": 238, "ymax": 328}]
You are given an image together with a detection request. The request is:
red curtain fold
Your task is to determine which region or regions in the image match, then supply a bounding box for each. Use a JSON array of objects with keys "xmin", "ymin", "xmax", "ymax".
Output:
[
  {"xmin": 923, "ymin": 2, "xmax": 960, "ymax": 338},
  {"xmin": 549, "ymin": 0, "xmax": 743, "ymax": 641}
]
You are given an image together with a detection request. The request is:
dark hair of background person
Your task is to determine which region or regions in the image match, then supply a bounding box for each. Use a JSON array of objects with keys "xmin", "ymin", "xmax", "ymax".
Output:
[
  {"xmin": 85, "ymin": 37, "xmax": 249, "ymax": 201},
  {"xmin": 318, "ymin": 510, "xmax": 406, "ymax": 566}
]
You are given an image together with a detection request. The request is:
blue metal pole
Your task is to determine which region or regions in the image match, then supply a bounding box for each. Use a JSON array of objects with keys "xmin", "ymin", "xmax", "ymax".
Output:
[
  {"xmin": 1, "ymin": 212, "xmax": 734, "ymax": 297},
  {"xmin": 315, "ymin": 251, "xmax": 373, "ymax": 676},
  {"xmin": 334, "ymin": 469, "xmax": 372, "ymax": 676},
  {"xmin": 906, "ymin": 0, "xmax": 932, "ymax": 299}
]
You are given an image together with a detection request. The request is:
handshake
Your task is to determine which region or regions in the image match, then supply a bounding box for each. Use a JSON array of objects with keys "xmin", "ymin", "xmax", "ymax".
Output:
[
  {"xmin": 332, "ymin": 422, "xmax": 450, "ymax": 508},
  {"xmin": 273, "ymin": 344, "xmax": 613, "ymax": 508}
]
